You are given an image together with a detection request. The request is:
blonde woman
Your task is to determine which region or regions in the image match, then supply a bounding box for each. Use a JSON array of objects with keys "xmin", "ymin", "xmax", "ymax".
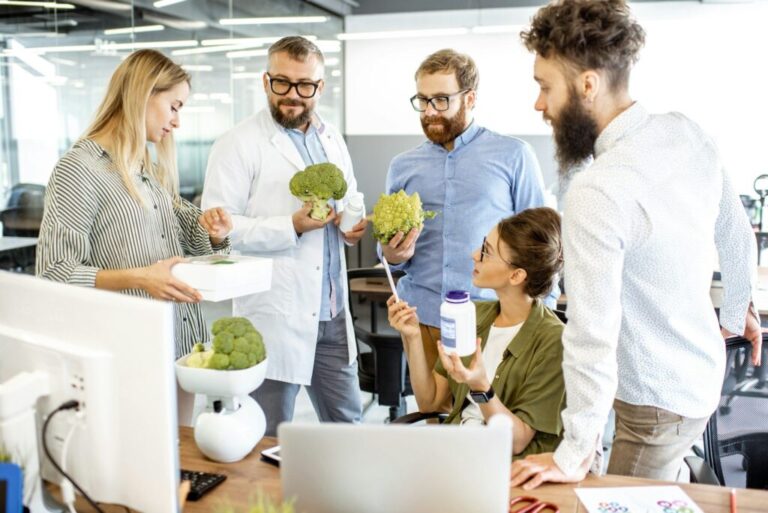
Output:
[{"xmin": 37, "ymin": 49, "xmax": 232, "ymax": 357}]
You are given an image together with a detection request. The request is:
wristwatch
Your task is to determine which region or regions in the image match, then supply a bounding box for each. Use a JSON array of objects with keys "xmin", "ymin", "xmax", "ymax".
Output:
[{"xmin": 470, "ymin": 385, "xmax": 495, "ymax": 404}]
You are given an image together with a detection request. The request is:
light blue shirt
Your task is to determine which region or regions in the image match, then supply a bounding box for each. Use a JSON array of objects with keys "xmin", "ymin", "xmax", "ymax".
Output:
[
  {"xmin": 285, "ymin": 123, "xmax": 343, "ymax": 321},
  {"xmin": 382, "ymin": 122, "xmax": 549, "ymax": 327}
]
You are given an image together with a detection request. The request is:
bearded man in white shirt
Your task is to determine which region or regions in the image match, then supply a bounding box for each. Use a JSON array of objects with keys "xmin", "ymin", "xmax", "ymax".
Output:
[{"xmin": 511, "ymin": 0, "xmax": 763, "ymax": 488}]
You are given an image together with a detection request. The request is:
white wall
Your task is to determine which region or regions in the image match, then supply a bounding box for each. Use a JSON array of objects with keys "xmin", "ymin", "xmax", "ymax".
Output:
[{"xmin": 344, "ymin": 1, "xmax": 768, "ymax": 195}]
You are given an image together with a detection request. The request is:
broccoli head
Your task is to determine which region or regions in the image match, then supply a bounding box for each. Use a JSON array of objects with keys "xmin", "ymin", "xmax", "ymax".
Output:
[
  {"xmin": 289, "ymin": 163, "xmax": 348, "ymax": 221},
  {"xmin": 369, "ymin": 190, "xmax": 437, "ymax": 244},
  {"xmin": 186, "ymin": 316, "xmax": 267, "ymax": 371}
]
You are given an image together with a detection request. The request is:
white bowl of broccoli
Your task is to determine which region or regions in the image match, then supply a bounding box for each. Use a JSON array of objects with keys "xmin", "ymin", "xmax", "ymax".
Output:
[{"xmin": 175, "ymin": 317, "xmax": 268, "ymax": 397}]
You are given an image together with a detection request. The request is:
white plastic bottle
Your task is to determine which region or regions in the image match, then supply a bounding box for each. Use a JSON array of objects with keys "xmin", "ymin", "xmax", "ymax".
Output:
[
  {"xmin": 440, "ymin": 290, "xmax": 476, "ymax": 357},
  {"xmin": 339, "ymin": 192, "xmax": 365, "ymax": 233}
]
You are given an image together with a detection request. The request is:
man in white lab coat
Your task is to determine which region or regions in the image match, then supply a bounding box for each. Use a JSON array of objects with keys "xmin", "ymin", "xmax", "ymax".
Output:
[{"xmin": 202, "ymin": 36, "xmax": 367, "ymax": 435}]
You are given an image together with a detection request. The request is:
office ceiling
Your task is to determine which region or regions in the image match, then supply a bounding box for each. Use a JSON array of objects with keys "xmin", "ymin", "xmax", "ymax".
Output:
[
  {"xmin": 0, "ymin": 0, "xmax": 340, "ymax": 45},
  {"xmin": 350, "ymin": 0, "xmax": 688, "ymax": 15}
]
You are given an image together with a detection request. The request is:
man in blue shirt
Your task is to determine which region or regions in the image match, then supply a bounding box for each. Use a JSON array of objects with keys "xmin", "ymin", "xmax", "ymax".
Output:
[{"xmin": 381, "ymin": 49, "xmax": 547, "ymax": 370}]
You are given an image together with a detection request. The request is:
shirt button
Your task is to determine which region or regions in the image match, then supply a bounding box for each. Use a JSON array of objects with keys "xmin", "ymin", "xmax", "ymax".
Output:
[
  {"xmin": 312, "ymin": 313, "xmax": 317, "ymax": 317},
  {"xmin": 316, "ymin": 266, "xmax": 320, "ymax": 270},
  {"xmin": 495, "ymin": 375, "xmax": 499, "ymax": 379},
  {"xmin": 183, "ymin": 317, "xmax": 188, "ymax": 322},
  {"xmin": 161, "ymin": 234, "xmax": 165, "ymax": 239},
  {"xmin": 154, "ymin": 205, "xmax": 158, "ymax": 210}
]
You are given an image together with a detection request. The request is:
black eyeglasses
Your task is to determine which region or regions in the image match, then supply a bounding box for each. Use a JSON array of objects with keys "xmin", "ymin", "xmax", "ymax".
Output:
[
  {"xmin": 266, "ymin": 73, "xmax": 322, "ymax": 98},
  {"xmin": 479, "ymin": 236, "xmax": 515, "ymax": 266},
  {"xmin": 410, "ymin": 89, "xmax": 469, "ymax": 112}
]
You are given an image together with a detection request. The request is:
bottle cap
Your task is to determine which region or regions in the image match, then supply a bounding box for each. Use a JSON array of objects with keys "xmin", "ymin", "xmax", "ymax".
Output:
[
  {"xmin": 347, "ymin": 192, "xmax": 364, "ymax": 209},
  {"xmin": 445, "ymin": 290, "xmax": 469, "ymax": 303}
]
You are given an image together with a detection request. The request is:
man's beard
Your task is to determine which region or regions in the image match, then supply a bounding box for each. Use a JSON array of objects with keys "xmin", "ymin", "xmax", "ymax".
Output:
[
  {"xmin": 270, "ymin": 98, "xmax": 313, "ymax": 129},
  {"xmin": 421, "ymin": 101, "xmax": 467, "ymax": 145},
  {"xmin": 550, "ymin": 90, "xmax": 599, "ymax": 175}
]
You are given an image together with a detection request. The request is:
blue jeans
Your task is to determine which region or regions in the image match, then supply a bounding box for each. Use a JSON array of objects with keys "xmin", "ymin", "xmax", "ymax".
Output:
[{"xmin": 251, "ymin": 313, "xmax": 362, "ymax": 436}]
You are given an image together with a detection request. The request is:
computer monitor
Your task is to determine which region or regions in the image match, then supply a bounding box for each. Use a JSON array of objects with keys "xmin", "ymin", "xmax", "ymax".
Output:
[{"xmin": 0, "ymin": 271, "xmax": 179, "ymax": 512}]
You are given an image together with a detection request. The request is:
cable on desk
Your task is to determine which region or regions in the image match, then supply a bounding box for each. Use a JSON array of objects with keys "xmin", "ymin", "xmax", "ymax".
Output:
[{"xmin": 42, "ymin": 400, "xmax": 105, "ymax": 513}]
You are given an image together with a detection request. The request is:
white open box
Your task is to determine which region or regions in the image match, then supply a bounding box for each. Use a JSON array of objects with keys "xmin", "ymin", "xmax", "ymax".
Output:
[{"xmin": 171, "ymin": 254, "xmax": 272, "ymax": 302}]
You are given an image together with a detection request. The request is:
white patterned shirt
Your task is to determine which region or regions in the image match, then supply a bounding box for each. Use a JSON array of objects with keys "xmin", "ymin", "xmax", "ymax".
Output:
[{"xmin": 554, "ymin": 103, "xmax": 756, "ymax": 476}]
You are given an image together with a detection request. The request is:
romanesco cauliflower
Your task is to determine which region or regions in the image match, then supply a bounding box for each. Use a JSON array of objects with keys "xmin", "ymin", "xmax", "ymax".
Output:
[
  {"xmin": 289, "ymin": 163, "xmax": 348, "ymax": 221},
  {"xmin": 369, "ymin": 190, "xmax": 437, "ymax": 244},
  {"xmin": 185, "ymin": 317, "xmax": 266, "ymax": 370}
]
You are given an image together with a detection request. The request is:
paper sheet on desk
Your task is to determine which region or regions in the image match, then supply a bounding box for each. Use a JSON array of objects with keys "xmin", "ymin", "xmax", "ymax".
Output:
[{"xmin": 575, "ymin": 486, "xmax": 704, "ymax": 513}]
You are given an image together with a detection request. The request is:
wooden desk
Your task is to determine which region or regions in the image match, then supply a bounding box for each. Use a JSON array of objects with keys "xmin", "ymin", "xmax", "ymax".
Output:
[
  {"xmin": 59, "ymin": 426, "xmax": 768, "ymax": 512},
  {"xmin": 178, "ymin": 427, "xmax": 768, "ymax": 513}
]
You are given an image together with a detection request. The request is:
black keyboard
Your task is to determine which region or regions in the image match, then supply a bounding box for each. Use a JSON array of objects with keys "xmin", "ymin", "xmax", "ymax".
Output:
[{"xmin": 180, "ymin": 469, "xmax": 227, "ymax": 501}]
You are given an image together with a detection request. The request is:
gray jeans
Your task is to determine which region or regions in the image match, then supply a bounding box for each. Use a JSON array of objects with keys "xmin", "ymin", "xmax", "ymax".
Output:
[
  {"xmin": 607, "ymin": 399, "xmax": 710, "ymax": 481},
  {"xmin": 251, "ymin": 313, "xmax": 362, "ymax": 436}
]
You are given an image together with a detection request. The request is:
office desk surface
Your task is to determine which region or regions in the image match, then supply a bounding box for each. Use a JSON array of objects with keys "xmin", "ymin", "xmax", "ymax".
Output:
[{"xmin": 179, "ymin": 427, "xmax": 768, "ymax": 513}]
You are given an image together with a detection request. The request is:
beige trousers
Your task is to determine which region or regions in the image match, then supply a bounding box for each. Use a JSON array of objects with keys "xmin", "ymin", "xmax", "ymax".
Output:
[{"xmin": 607, "ymin": 399, "xmax": 710, "ymax": 481}]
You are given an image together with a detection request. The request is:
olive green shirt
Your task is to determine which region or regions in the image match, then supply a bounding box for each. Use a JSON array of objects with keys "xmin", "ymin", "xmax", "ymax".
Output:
[{"xmin": 435, "ymin": 299, "xmax": 565, "ymax": 458}]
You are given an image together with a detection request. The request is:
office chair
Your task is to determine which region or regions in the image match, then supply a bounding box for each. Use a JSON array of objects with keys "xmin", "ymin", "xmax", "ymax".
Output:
[
  {"xmin": 1, "ymin": 183, "xmax": 45, "ymax": 238},
  {"xmin": 686, "ymin": 334, "xmax": 768, "ymax": 489},
  {"xmin": 347, "ymin": 267, "xmax": 413, "ymax": 421}
]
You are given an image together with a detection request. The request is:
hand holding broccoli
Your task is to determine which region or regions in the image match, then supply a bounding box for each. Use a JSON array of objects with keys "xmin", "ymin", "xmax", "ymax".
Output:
[
  {"xmin": 370, "ymin": 190, "xmax": 436, "ymax": 264},
  {"xmin": 293, "ymin": 203, "xmax": 337, "ymax": 234},
  {"xmin": 289, "ymin": 163, "xmax": 347, "ymax": 221},
  {"xmin": 381, "ymin": 226, "xmax": 421, "ymax": 264}
]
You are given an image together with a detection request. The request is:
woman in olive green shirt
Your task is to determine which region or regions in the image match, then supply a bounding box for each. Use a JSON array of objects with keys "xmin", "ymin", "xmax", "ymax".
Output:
[{"xmin": 388, "ymin": 207, "xmax": 565, "ymax": 458}]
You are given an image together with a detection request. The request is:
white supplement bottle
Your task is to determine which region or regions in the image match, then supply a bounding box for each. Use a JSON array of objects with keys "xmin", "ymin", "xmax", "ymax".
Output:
[
  {"xmin": 339, "ymin": 192, "xmax": 365, "ymax": 233},
  {"xmin": 440, "ymin": 290, "xmax": 476, "ymax": 357}
]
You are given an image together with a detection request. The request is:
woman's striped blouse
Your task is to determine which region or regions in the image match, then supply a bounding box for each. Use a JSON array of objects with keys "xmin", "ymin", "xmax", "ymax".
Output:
[{"xmin": 36, "ymin": 139, "xmax": 230, "ymax": 357}]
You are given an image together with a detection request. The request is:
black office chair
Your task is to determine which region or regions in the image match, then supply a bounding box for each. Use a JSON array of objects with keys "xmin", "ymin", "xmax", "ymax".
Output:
[
  {"xmin": 1, "ymin": 183, "xmax": 45, "ymax": 238},
  {"xmin": 686, "ymin": 334, "xmax": 768, "ymax": 489},
  {"xmin": 347, "ymin": 267, "xmax": 413, "ymax": 421}
]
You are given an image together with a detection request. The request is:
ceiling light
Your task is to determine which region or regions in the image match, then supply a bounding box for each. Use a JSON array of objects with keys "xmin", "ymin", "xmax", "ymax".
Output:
[
  {"xmin": 202, "ymin": 37, "xmax": 272, "ymax": 47},
  {"xmin": 0, "ymin": 1, "xmax": 74, "ymax": 8},
  {"xmin": 143, "ymin": 13, "xmax": 207, "ymax": 30},
  {"xmin": 101, "ymin": 40, "xmax": 198, "ymax": 50},
  {"xmin": 337, "ymin": 28, "xmax": 469, "ymax": 40},
  {"xmin": 324, "ymin": 57, "xmax": 339, "ymax": 66},
  {"xmin": 172, "ymin": 44, "xmax": 257, "ymax": 56},
  {"xmin": 182, "ymin": 64, "xmax": 213, "ymax": 72},
  {"xmin": 68, "ymin": 0, "xmax": 130, "ymax": 10},
  {"xmin": 153, "ymin": 0, "xmax": 187, "ymax": 7},
  {"xmin": 104, "ymin": 25, "xmax": 165, "ymax": 35},
  {"xmin": 331, "ymin": 69, "xmax": 341, "ymax": 77},
  {"xmin": 226, "ymin": 49, "xmax": 268, "ymax": 59},
  {"xmin": 220, "ymin": 16, "xmax": 328, "ymax": 26},
  {"xmin": 4, "ymin": 44, "xmax": 96, "ymax": 55}
]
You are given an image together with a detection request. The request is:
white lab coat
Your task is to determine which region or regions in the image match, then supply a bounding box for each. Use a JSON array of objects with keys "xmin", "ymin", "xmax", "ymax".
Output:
[{"xmin": 201, "ymin": 109, "xmax": 357, "ymax": 385}]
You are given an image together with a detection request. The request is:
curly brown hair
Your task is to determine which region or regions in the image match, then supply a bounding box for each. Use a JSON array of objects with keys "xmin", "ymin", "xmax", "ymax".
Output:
[
  {"xmin": 520, "ymin": 0, "xmax": 645, "ymax": 91},
  {"xmin": 497, "ymin": 207, "xmax": 563, "ymax": 299}
]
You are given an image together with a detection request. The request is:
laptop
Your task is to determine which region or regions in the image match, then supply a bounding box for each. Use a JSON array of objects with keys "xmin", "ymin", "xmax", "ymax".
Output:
[{"xmin": 279, "ymin": 417, "xmax": 512, "ymax": 513}]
